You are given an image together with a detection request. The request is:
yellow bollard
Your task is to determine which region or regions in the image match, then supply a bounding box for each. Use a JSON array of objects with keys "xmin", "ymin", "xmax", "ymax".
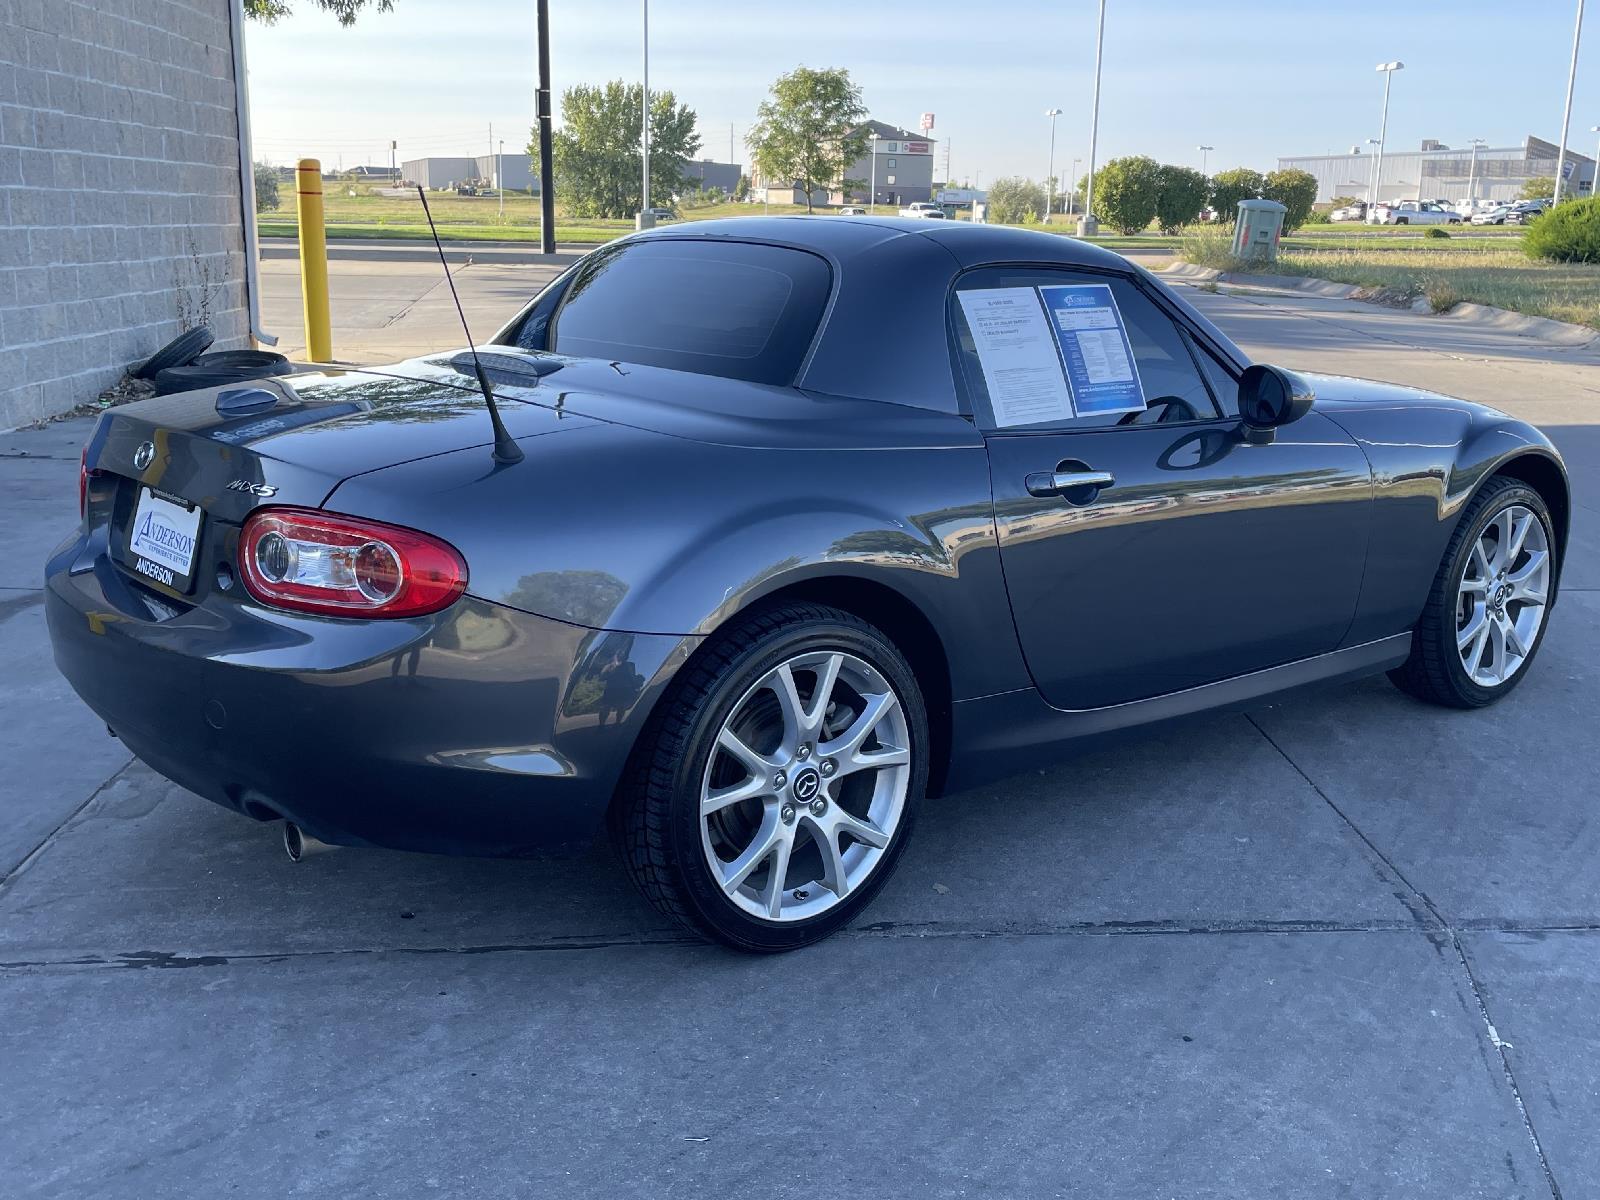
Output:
[{"xmin": 295, "ymin": 158, "xmax": 332, "ymax": 362}]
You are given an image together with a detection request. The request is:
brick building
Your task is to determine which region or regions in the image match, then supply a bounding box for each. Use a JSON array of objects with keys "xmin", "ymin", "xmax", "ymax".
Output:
[{"xmin": 1, "ymin": 0, "xmax": 259, "ymax": 428}]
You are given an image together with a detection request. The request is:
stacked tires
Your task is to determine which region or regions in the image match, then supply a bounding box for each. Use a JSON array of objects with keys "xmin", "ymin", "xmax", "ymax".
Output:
[{"xmin": 133, "ymin": 326, "xmax": 294, "ymax": 396}]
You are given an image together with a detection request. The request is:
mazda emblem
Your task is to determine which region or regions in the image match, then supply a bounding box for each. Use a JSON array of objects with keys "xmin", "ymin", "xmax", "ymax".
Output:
[
  {"xmin": 132, "ymin": 441, "xmax": 156, "ymax": 471},
  {"xmin": 792, "ymin": 769, "xmax": 821, "ymax": 802}
]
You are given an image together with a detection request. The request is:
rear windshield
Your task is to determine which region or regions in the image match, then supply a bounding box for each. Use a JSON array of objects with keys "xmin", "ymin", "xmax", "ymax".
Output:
[{"xmin": 547, "ymin": 239, "xmax": 832, "ymax": 385}]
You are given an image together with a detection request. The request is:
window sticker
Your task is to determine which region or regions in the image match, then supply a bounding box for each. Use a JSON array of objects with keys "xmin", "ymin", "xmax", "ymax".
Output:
[
  {"xmin": 1037, "ymin": 284, "xmax": 1147, "ymax": 416},
  {"xmin": 956, "ymin": 288, "xmax": 1075, "ymax": 427}
]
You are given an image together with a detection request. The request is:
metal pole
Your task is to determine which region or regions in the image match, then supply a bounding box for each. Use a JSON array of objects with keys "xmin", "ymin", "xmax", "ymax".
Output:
[
  {"xmin": 1078, "ymin": 0, "xmax": 1106, "ymax": 236},
  {"xmin": 498, "ymin": 139, "xmax": 504, "ymax": 218},
  {"xmin": 640, "ymin": 0, "xmax": 651, "ymax": 223},
  {"xmin": 295, "ymin": 159, "xmax": 331, "ymax": 362},
  {"xmin": 1068, "ymin": 157, "xmax": 1080, "ymax": 216},
  {"xmin": 1466, "ymin": 139, "xmax": 1483, "ymax": 207},
  {"xmin": 535, "ymin": 0, "xmax": 556, "ymax": 254},
  {"xmin": 1553, "ymin": 0, "xmax": 1585, "ymax": 204},
  {"xmin": 1369, "ymin": 63, "xmax": 1401, "ymax": 219},
  {"xmin": 1592, "ymin": 126, "xmax": 1600, "ymax": 196},
  {"xmin": 871, "ymin": 135, "xmax": 879, "ymax": 211},
  {"xmin": 1045, "ymin": 108, "xmax": 1060, "ymax": 221}
]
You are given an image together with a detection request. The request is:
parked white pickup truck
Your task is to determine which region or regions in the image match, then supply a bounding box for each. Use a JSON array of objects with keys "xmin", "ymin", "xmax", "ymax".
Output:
[
  {"xmin": 1371, "ymin": 200, "xmax": 1462, "ymax": 226},
  {"xmin": 898, "ymin": 202, "xmax": 947, "ymax": 219}
]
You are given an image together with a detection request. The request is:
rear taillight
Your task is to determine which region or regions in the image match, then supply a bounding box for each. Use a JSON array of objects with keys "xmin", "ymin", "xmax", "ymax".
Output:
[
  {"xmin": 239, "ymin": 507, "xmax": 467, "ymax": 619},
  {"xmin": 79, "ymin": 448, "xmax": 88, "ymax": 517}
]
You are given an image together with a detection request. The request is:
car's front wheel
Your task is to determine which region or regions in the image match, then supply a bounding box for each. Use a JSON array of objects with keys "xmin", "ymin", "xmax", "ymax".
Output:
[
  {"xmin": 1389, "ymin": 477, "xmax": 1557, "ymax": 708},
  {"xmin": 614, "ymin": 603, "xmax": 927, "ymax": 951}
]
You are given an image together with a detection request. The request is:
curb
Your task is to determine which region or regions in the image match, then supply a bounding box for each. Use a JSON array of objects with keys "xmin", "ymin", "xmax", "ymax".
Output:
[{"xmin": 1161, "ymin": 263, "xmax": 1598, "ymax": 347}]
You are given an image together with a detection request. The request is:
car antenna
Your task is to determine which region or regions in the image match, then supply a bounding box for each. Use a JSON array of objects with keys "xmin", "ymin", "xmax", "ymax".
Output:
[{"xmin": 415, "ymin": 185, "xmax": 523, "ymax": 465}]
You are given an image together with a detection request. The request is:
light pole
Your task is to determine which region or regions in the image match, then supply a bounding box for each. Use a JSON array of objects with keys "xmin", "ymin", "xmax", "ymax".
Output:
[
  {"xmin": 1044, "ymin": 108, "xmax": 1062, "ymax": 221},
  {"xmin": 638, "ymin": 0, "xmax": 651, "ymax": 228},
  {"xmin": 1067, "ymin": 156, "xmax": 1081, "ymax": 216},
  {"xmin": 1465, "ymin": 138, "xmax": 1485, "ymax": 208},
  {"xmin": 1553, "ymin": 0, "xmax": 1586, "ymax": 203},
  {"xmin": 1368, "ymin": 61, "xmax": 1404, "ymax": 220},
  {"xmin": 1078, "ymin": 0, "xmax": 1107, "ymax": 236},
  {"xmin": 869, "ymin": 133, "xmax": 880, "ymax": 214},
  {"xmin": 1592, "ymin": 125, "xmax": 1600, "ymax": 197},
  {"xmin": 1197, "ymin": 144, "xmax": 1213, "ymax": 179}
]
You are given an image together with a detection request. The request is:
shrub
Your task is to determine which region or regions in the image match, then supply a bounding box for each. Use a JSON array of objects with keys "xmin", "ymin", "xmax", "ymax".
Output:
[
  {"xmin": 986, "ymin": 176, "xmax": 1047, "ymax": 224},
  {"xmin": 252, "ymin": 161, "xmax": 280, "ymax": 213},
  {"xmin": 1209, "ymin": 168, "xmax": 1265, "ymax": 224},
  {"xmin": 1303, "ymin": 210, "xmax": 1331, "ymax": 225},
  {"xmin": 1523, "ymin": 195, "xmax": 1600, "ymax": 263},
  {"xmin": 1154, "ymin": 164, "xmax": 1209, "ymax": 234},
  {"xmin": 1090, "ymin": 156, "xmax": 1162, "ymax": 234},
  {"xmin": 1179, "ymin": 226, "xmax": 1245, "ymax": 271},
  {"xmin": 1424, "ymin": 226, "xmax": 1451, "ymax": 239},
  {"xmin": 1263, "ymin": 168, "xmax": 1319, "ymax": 231}
]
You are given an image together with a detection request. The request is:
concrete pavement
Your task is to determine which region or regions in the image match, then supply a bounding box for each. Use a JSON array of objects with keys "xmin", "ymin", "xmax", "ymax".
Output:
[{"xmin": 2, "ymin": 278, "xmax": 1597, "ymax": 1198}]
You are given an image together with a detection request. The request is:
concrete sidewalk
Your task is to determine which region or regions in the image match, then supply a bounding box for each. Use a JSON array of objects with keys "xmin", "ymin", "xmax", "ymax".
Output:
[{"xmin": 2, "ymin": 282, "xmax": 1596, "ymax": 1199}]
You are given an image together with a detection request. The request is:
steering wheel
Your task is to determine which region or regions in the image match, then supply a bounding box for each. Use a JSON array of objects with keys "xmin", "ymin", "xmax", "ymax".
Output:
[{"xmin": 1117, "ymin": 396, "xmax": 1201, "ymax": 426}]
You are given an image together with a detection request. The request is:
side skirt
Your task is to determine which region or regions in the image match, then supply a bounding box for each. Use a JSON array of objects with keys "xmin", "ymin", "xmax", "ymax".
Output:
[{"xmin": 942, "ymin": 633, "xmax": 1412, "ymax": 794}]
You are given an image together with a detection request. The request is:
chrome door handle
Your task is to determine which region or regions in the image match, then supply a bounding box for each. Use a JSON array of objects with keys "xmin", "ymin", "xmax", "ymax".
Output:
[{"xmin": 1026, "ymin": 469, "xmax": 1116, "ymax": 498}]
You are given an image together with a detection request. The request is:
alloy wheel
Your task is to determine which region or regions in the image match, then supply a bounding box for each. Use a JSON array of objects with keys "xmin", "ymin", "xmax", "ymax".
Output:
[
  {"xmin": 1455, "ymin": 503, "xmax": 1550, "ymax": 687},
  {"xmin": 699, "ymin": 650, "xmax": 912, "ymax": 922}
]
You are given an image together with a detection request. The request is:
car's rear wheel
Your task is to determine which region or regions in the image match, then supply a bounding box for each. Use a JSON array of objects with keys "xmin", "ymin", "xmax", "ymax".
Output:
[
  {"xmin": 1389, "ymin": 477, "xmax": 1557, "ymax": 708},
  {"xmin": 613, "ymin": 603, "xmax": 927, "ymax": 951}
]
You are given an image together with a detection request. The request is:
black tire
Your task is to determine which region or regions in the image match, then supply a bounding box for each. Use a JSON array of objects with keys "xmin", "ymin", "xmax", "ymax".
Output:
[
  {"xmin": 612, "ymin": 602, "xmax": 928, "ymax": 952},
  {"xmin": 192, "ymin": 350, "xmax": 291, "ymax": 374},
  {"xmin": 152, "ymin": 357, "xmax": 290, "ymax": 396},
  {"xmin": 1388, "ymin": 477, "xmax": 1558, "ymax": 708},
  {"xmin": 132, "ymin": 325, "xmax": 213, "ymax": 380}
]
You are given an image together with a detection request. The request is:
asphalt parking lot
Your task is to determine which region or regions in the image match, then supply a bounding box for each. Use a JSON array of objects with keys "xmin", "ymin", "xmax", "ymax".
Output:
[{"xmin": 3, "ymin": 267, "xmax": 1598, "ymax": 1198}]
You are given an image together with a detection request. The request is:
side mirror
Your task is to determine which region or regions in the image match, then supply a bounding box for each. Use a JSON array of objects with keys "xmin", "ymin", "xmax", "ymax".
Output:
[{"xmin": 1238, "ymin": 365, "xmax": 1315, "ymax": 443}]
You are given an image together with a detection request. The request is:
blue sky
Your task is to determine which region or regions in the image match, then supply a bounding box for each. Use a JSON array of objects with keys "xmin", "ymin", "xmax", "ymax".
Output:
[{"xmin": 246, "ymin": 0, "xmax": 1599, "ymax": 183}]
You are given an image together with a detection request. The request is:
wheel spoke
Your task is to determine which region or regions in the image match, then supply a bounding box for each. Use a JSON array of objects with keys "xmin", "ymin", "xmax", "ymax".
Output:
[
  {"xmin": 832, "ymin": 808, "xmax": 891, "ymax": 849},
  {"xmin": 702, "ymin": 775, "xmax": 769, "ymax": 816},
  {"xmin": 804, "ymin": 652, "xmax": 844, "ymax": 733},
  {"xmin": 1493, "ymin": 510, "xmax": 1515, "ymax": 571},
  {"xmin": 833, "ymin": 744, "xmax": 911, "ymax": 780},
  {"xmin": 811, "ymin": 821, "xmax": 850, "ymax": 898},
  {"xmin": 1458, "ymin": 610, "xmax": 1490, "ymax": 676},
  {"xmin": 1470, "ymin": 541, "xmax": 1492, "ymax": 583},
  {"xmin": 1502, "ymin": 615, "xmax": 1529, "ymax": 660},
  {"xmin": 1505, "ymin": 510, "xmax": 1533, "ymax": 568},
  {"xmin": 720, "ymin": 812, "xmax": 783, "ymax": 895},
  {"xmin": 768, "ymin": 662, "xmax": 806, "ymax": 744},
  {"xmin": 1508, "ymin": 551, "xmax": 1548, "ymax": 604},
  {"xmin": 819, "ymin": 690, "xmax": 899, "ymax": 763},
  {"xmin": 761, "ymin": 834, "xmax": 793, "ymax": 918},
  {"xmin": 717, "ymin": 727, "xmax": 774, "ymax": 777},
  {"xmin": 1486, "ymin": 618, "xmax": 1508, "ymax": 682}
]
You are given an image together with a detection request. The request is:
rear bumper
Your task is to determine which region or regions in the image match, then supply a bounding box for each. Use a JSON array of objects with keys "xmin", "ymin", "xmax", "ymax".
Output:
[{"xmin": 45, "ymin": 533, "xmax": 691, "ymax": 855}]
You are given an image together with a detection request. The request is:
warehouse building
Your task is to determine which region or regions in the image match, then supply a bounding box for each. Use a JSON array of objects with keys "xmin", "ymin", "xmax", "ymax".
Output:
[{"xmin": 1277, "ymin": 136, "xmax": 1596, "ymax": 206}]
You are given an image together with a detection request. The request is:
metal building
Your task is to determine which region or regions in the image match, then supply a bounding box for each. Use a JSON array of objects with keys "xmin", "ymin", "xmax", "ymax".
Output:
[{"xmin": 1277, "ymin": 136, "xmax": 1596, "ymax": 206}]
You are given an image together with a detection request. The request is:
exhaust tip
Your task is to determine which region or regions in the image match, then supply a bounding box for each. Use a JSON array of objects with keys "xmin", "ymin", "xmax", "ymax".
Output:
[{"xmin": 282, "ymin": 822, "xmax": 336, "ymax": 862}]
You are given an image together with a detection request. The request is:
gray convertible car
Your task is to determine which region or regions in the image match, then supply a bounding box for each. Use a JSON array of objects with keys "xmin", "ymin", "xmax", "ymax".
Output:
[{"xmin": 48, "ymin": 218, "xmax": 1567, "ymax": 951}]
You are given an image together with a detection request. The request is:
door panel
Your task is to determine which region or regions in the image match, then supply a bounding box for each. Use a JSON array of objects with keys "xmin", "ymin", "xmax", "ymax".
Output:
[{"xmin": 987, "ymin": 413, "xmax": 1372, "ymax": 710}]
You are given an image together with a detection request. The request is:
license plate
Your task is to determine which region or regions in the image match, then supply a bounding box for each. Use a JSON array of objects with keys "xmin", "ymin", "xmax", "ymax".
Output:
[{"xmin": 125, "ymin": 488, "xmax": 202, "ymax": 592}]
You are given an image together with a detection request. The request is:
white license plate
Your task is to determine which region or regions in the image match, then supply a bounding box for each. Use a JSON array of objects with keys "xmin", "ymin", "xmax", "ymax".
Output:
[{"xmin": 127, "ymin": 488, "xmax": 202, "ymax": 584}]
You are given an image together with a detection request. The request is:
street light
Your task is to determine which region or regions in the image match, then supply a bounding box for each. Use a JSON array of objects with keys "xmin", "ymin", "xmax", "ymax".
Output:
[
  {"xmin": 1591, "ymin": 125, "xmax": 1600, "ymax": 197},
  {"xmin": 497, "ymin": 138, "xmax": 505, "ymax": 218},
  {"xmin": 1465, "ymin": 138, "xmax": 1486, "ymax": 208},
  {"xmin": 1553, "ymin": 0, "xmax": 1585, "ymax": 203},
  {"xmin": 1368, "ymin": 61, "xmax": 1404, "ymax": 220},
  {"xmin": 1197, "ymin": 144, "xmax": 1213, "ymax": 178},
  {"xmin": 1078, "ymin": 0, "xmax": 1107, "ymax": 236},
  {"xmin": 1044, "ymin": 108, "xmax": 1062, "ymax": 221},
  {"xmin": 869, "ymin": 133, "xmax": 880, "ymax": 214},
  {"xmin": 638, "ymin": 0, "xmax": 651, "ymax": 228},
  {"xmin": 1067, "ymin": 156, "xmax": 1081, "ymax": 216}
]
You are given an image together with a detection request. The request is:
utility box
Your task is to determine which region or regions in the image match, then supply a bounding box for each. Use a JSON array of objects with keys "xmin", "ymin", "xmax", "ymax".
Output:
[{"xmin": 1232, "ymin": 198, "xmax": 1287, "ymax": 264}]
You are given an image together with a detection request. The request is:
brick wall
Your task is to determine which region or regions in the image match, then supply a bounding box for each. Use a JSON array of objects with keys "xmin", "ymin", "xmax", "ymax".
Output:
[{"xmin": 0, "ymin": 0, "xmax": 249, "ymax": 429}]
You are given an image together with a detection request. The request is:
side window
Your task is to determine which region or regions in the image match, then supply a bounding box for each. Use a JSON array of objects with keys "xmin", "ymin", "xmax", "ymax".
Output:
[{"xmin": 951, "ymin": 267, "xmax": 1224, "ymax": 431}]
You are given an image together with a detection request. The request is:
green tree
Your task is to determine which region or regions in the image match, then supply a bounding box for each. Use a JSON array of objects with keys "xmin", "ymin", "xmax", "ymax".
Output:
[
  {"xmin": 733, "ymin": 173, "xmax": 750, "ymax": 201},
  {"xmin": 1209, "ymin": 168, "xmax": 1265, "ymax": 223},
  {"xmin": 747, "ymin": 66, "xmax": 869, "ymax": 213},
  {"xmin": 244, "ymin": 0, "xmax": 393, "ymax": 23},
  {"xmin": 252, "ymin": 161, "xmax": 280, "ymax": 213},
  {"xmin": 1090, "ymin": 156, "xmax": 1162, "ymax": 234},
  {"xmin": 1263, "ymin": 167, "xmax": 1319, "ymax": 231},
  {"xmin": 1520, "ymin": 175, "xmax": 1556, "ymax": 201},
  {"xmin": 986, "ymin": 177, "xmax": 1047, "ymax": 224},
  {"xmin": 545, "ymin": 81, "xmax": 700, "ymax": 219},
  {"xmin": 1153, "ymin": 163, "xmax": 1209, "ymax": 234}
]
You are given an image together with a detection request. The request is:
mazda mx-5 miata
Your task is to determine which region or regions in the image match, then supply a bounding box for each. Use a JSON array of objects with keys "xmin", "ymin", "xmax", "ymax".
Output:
[{"xmin": 49, "ymin": 218, "xmax": 1567, "ymax": 951}]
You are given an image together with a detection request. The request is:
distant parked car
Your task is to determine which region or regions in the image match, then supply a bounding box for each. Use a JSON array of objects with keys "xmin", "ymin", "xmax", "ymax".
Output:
[
  {"xmin": 838, "ymin": 206, "xmax": 868, "ymax": 216},
  {"xmin": 1372, "ymin": 201, "xmax": 1461, "ymax": 226},
  {"xmin": 1470, "ymin": 205, "xmax": 1513, "ymax": 226},
  {"xmin": 1329, "ymin": 201, "xmax": 1367, "ymax": 222},
  {"xmin": 1506, "ymin": 200, "xmax": 1550, "ymax": 225},
  {"xmin": 898, "ymin": 202, "xmax": 946, "ymax": 219},
  {"xmin": 642, "ymin": 207, "xmax": 678, "ymax": 223}
]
